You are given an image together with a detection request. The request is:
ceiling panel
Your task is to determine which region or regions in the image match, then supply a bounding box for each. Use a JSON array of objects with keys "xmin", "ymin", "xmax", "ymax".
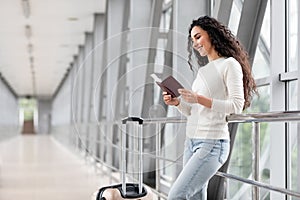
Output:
[{"xmin": 0, "ymin": 0, "xmax": 106, "ymax": 98}]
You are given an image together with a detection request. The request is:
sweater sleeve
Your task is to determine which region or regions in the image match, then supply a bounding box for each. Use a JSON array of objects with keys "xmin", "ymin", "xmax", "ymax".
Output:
[
  {"xmin": 176, "ymin": 98, "xmax": 192, "ymax": 116},
  {"xmin": 211, "ymin": 61, "xmax": 245, "ymax": 114}
]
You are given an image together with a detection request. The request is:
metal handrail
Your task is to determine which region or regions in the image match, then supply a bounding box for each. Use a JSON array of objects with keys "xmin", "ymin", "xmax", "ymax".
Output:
[
  {"xmin": 216, "ymin": 171, "xmax": 300, "ymax": 198},
  {"xmin": 226, "ymin": 110, "xmax": 300, "ymax": 123},
  {"xmin": 122, "ymin": 111, "xmax": 300, "ymax": 199},
  {"xmin": 227, "ymin": 110, "xmax": 300, "ymax": 199},
  {"xmin": 134, "ymin": 110, "xmax": 300, "ymax": 123},
  {"xmin": 65, "ymin": 111, "xmax": 300, "ymax": 199}
]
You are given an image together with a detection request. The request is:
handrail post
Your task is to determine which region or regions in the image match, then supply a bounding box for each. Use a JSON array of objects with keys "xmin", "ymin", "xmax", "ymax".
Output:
[
  {"xmin": 155, "ymin": 122, "xmax": 161, "ymax": 200},
  {"xmin": 252, "ymin": 122, "xmax": 260, "ymax": 200},
  {"xmin": 138, "ymin": 124, "xmax": 143, "ymax": 194},
  {"xmin": 121, "ymin": 123, "xmax": 127, "ymax": 194}
]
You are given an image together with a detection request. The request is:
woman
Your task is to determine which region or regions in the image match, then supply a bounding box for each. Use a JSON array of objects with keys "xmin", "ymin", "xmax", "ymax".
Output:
[{"xmin": 163, "ymin": 16, "xmax": 257, "ymax": 199}]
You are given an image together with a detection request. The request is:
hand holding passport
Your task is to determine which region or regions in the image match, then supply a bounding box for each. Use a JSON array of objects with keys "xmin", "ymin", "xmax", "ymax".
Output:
[{"xmin": 151, "ymin": 74, "xmax": 184, "ymax": 98}]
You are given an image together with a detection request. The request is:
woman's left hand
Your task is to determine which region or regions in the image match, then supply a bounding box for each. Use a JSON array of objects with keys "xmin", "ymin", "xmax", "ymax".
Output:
[{"xmin": 178, "ymin": 89, "xmax": 199, "ymax": 104}]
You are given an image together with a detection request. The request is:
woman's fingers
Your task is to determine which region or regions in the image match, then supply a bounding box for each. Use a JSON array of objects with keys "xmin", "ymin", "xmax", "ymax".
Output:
[
  {"xmin": 178, "ymin": 89, "xmax": 191, "ymax": 97},
  {"xmin": 178, "ymin": 89, "xmax": 190, "ymax": 96},
  {"xmin": 178, "ymin": 89, "xmax": 198, "ymax": 103},
  {"xmin": 162, "ymin": 92, "xmax": 179, "ymax": 105},
  {"xmin": 163, "ymin": 93, "xmax": 171, "ymax": 102}
]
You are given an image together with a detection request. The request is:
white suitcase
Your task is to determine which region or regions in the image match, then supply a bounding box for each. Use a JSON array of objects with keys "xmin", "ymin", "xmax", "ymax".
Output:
[{"xmin": 95, "ymin": 117, "xmax": 153, "ymax": 200}]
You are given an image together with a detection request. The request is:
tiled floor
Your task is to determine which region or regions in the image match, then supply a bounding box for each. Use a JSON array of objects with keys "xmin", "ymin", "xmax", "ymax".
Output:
[{"xmin": 0, "ymin": 135, "xmax": 107, "ymax": 200}]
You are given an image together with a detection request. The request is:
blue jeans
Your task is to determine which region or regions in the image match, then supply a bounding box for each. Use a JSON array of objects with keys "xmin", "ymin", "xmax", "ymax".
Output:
[{"xmin": 168, "ymin": 138, "xmax": 230, "ymax": 200}]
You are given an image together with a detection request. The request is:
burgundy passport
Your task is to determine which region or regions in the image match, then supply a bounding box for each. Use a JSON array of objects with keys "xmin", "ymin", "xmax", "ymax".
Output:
[{"xmin": 156, "ymin": 75, "xmax": 184, "ymax": 98}]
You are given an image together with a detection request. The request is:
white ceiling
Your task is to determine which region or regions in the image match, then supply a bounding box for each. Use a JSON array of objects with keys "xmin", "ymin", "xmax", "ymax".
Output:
[{"xmin": 0, "ymin": 0, "xmax": 106, "ymax": 99}]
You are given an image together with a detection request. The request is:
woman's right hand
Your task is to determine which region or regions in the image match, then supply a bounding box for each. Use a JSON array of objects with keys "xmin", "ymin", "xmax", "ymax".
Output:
[{"xmin": 163, "ymin": 92, "xmax": 180, "ymax": 106}]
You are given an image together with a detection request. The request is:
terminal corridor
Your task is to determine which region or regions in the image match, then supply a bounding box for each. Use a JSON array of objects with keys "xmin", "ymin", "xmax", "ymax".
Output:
[{"xmin": 0, "ymin": 135, "xmax": 103, "ymax": 200}]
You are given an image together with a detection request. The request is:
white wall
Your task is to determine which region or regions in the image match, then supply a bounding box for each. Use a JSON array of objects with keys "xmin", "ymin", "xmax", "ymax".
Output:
[{"xmin": 0, "ymin": 78, "xmax": 19, "ymax": 139}]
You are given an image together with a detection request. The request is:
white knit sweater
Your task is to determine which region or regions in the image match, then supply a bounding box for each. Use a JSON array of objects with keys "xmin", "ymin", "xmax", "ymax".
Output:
[{"xmin": 177, "ymin": 57, "xmax": 245, "ymax": 139}]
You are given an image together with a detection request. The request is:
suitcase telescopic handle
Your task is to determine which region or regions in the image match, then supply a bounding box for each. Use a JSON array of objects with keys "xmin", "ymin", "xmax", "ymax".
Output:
[
  {"xmin": 122, "ymin": 117, "xmax": 144, "ymax": 125},
  {"xmin": 121, "ymin": 116, "xmax": 144, "ymax": 195}
]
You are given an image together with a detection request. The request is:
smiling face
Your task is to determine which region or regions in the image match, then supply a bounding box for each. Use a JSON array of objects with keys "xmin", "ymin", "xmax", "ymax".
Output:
[{"xmin": 190, "ymin": 26, "xmax": 219, "ymax": 62}]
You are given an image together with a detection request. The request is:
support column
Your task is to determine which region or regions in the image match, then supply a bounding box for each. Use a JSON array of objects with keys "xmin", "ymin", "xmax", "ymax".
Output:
[
  {"xmin": 128, "ymin": 0, "xmax": 160, "ymax": 187},
  {"xmin": 82, "ymin": 33, "xmax": 94, "ymax": 155},
  {"xmin": 213, "ymin": 0, "xmax": 233, "ymax": 25},
  {"xmin": 92, "ymin": 14, "xmax": 106, "ymax": 160},
  {"xmin": 237, "ymin": 0, "xmax": 268, "ymax": 65},
  {"xmin": 105, "ymin": 0, "xmax": 129, "ymax": 168},
  {"xmin": 92, "ymin": 14, "xmax": 105, "ymax": 122},
  {"xmin": 105, "ymin": 0, "xmax": 128, "ymax": 122},
  {"xmin": 76, "ymin": 46, "xmax": 85, "ymax": 151},
  {"xmin": 270, "ymin": 0, "xmax": 286, "ymax": 199},
  {"xmin": 128, "ymin": 0, "xmax": 158, "ymax": 117}
]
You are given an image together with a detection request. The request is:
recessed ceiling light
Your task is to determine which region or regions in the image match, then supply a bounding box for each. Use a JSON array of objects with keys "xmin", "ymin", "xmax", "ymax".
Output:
[
  {"xmin": 25, "ymin": 25, "xmax": 32, "ymax": 39},
  {"xmin": 60, "ymin": 44, "xmax": 70, "ymax": 47},
  {"xmin": 68, "ymin": 17, "xmax": 78, "ymax": 21},
  {"xmin": 22, "ymin": 0, "xmax": 31, "ymax": 18},
  {"xmin": 27, "ymin": 43, "xmax": 33, "ymax": 54},
  {"xmin": 56, "ymin": 60, "xmax": 66, "ymax": 64},
  {"xmin": 29, "ymin": 56, "xmax": 34, "ymax": 64}
]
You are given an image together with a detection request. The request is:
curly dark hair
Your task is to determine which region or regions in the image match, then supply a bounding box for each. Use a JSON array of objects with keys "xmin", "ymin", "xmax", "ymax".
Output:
[{"xmin": 187, "ymin": 15, "xmax": 257, "ymax": 109}]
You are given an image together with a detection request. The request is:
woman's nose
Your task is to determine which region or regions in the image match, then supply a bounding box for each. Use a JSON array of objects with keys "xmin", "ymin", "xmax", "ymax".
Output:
[{"xmin": 193, "ymin": 42, "xmax": 199, "ymax": 48}]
